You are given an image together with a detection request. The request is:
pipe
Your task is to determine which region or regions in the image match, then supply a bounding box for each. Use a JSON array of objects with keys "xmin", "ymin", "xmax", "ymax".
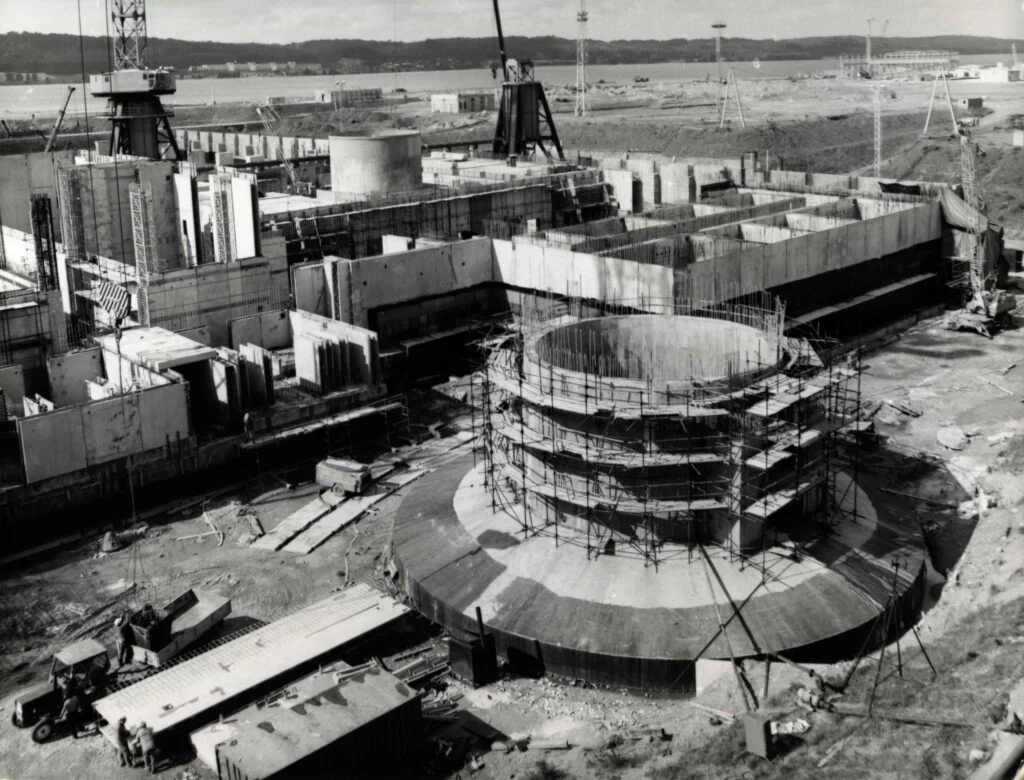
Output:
[{"xmin": 475, "ymin": 605, "xmax": 486, "ymax": 638}]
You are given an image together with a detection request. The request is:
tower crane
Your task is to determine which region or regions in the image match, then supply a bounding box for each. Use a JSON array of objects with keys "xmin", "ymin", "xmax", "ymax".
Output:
[
  {"xmin": 864, "ymin": 18, "xmax": 888, "ymax": 76},
  {"xmin": 575, "ymin": 0, "xmax": 589, "ymax": 117},
  {"xmin": 89, "ymin": 0, "xmax": 182, "ymax": 159}
]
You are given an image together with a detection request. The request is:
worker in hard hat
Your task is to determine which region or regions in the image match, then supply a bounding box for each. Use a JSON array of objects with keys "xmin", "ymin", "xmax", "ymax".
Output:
[{"xmin": 114, "ymin": 614, "xmax": 134, "ymax": 667}]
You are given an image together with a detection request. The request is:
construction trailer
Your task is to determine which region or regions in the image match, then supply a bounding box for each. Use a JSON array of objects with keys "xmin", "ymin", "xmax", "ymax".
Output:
[{"xmin": 191, "ymin": 664, "xmax": 422, "ymax": 780}]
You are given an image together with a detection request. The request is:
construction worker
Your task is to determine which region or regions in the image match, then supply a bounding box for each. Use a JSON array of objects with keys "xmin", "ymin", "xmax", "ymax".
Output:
[
  {"xmin": 115, "ymin": 614, "xmax": 134, "ymax": 667},
  {"xmin": 115, "ymin": 716, "xmax": 133, "ymax": 767},
  {"xmin": 58, "ymin": 690, "xmax": 83, "ymax": 738},
  {"xmin": 133, "ymin": 721, "xmax": 157, "ymax": 774}
]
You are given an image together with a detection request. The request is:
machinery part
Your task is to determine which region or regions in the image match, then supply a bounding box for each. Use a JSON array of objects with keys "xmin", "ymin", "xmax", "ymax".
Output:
[
  {"xmin": 31, "ymin": 716, "xmax": 57, "ymax": 744},
  {"xmin": 490, "ymin": 0, "xmax": 564, "ymax": 160}
]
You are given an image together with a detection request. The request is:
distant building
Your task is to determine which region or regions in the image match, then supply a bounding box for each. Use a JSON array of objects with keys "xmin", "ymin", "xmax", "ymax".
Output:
[
  {"xmin": 311, "ymin": 88, "xmax": 383, "ymax": 107},
  {"xmin": 958, "ymin": 97, "xmax": 984, "ymax": 110},
  {"xmin": 431, "ymin": 92, "xmax": 496, "ymax": 114},
  {"xmin": 977, "ymin": 65, "xmax": 1022, "ymax": 83}
]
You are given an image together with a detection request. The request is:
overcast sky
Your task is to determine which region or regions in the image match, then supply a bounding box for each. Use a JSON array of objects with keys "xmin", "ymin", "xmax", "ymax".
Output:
[{"xmin": 2, "ymin": 0, "xmax": 1021, "ymax": 44}]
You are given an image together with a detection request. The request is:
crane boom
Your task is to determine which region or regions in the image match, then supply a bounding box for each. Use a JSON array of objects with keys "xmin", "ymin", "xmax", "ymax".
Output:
[
  {"xmin": 45, "ymin": 86, "xmax": 76, "ymax": 153},
  {"xmin": 492, "ymin": 0, "xmax": 508, "ymax": 79}
]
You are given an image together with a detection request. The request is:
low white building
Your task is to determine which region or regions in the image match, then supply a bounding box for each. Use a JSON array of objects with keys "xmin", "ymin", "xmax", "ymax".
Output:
[
  {"xmin": 431, "ymin": 92, "xmax": 496, "ymax": 114},
  {"xmin": 977, "ymin": 64, "xmax": 1022, "ymax": 83}
]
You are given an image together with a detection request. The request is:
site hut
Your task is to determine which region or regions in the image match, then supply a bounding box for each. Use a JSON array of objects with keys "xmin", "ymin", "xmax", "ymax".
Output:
[{"xmin": 430, "ymin": 92, "xmax": 497, "ymax": 114}]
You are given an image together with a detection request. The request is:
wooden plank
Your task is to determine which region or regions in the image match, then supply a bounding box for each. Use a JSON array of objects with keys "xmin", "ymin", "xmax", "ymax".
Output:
[{"xmin": 250, "ymin": 491, "xmax": 343, "ymax": 551}]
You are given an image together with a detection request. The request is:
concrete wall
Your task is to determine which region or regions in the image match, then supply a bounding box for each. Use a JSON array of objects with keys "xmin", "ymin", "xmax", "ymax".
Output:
[
  {"xmin": 289, "ymin": 309, "xmax": 381, "ymax": 387},
  {"xmin": 334, "ymin": 238, "xmax": 495, "ymax": 329},
  {"xmin": 228, "ymin": 309, "xmax": 291, "ymax": 350},
  {"xmin": 0, "ymin": 151, "xmax": 75, "ymax": 238},
  {"xmin": 17, "ymin": 381, "xmax": 189, "ymax": 483},
  {"xmin": 140, "ymin": 243, "xmax": 289, "ymax": 347},
  {"xmin": 47, "ymin": 347, "xmax": 102, "ymax": 406}
]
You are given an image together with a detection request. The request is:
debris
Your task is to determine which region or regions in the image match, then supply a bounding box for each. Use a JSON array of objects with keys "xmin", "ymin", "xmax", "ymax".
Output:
[
  {"xmin": 100, "ymin": 531, "xmax": 123, "ymax": 553},
  {"xmin": 204, "ymin": 510, "xmax": 224, "ymax": 547},
  {"xmin": 969, "ymin": 747, "xmax": 989, "ymax": 763},
  {"xmin": 988, "ymin": 432, "xmax": 1016, "ymax": 446},
  {"xmin": 235, "ymin": 533, "xmax": 256, "ymax": 547},
  {"xmin": 879, "ymin": 487, "xmax": 959, "ymax": 509},
  {"xmin": 937, "ymin": 425, "xmax": 969, "ymax": 451},
  {"xmin": 885, "ymin": 399, "xmax": 922, "ymax": 417},
  {"xmin": 247, "ymin": 515, "xmax": 264, "ymax": 537},
  {"xmin": 772, "ymin": 718, "xmax": 810, "ymax": 736},
  {"xmin": 979, "ymin": 375, "xmax": 1015, "ymax": 396},
  {"xmin": 1001, "ymin": 363, "xmax": 1017, "ymax": 376},
  {"xmin": 796, "ymin": 686, "xmax": 834, "ymax": 712}
]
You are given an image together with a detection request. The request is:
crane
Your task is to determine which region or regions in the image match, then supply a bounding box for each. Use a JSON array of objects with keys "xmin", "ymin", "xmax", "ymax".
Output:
[
  {"xmin": 865, "ymin": 18, "xmax": 889, "ymax": 70},
  {"xmin": 490, "ymin": 0, "xmax": 564, "ymax": 159},
  {"xmin": 255, "ymin": 105, "xmax": 301, "ymax": 193},
  {"xmin": 44, "ymin": 86, "xmax": 76, "ymax": 153},
  {"xmin": 575, "ymin": 0, "xmax": 588, "ymax": 117},
  {"xmin": 90, "ymin": 0, "xmax": 182, "ymax": 159}
]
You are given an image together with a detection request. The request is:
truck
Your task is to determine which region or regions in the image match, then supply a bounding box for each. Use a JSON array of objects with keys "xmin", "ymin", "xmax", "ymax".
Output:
[{"xmin": 11, "ymin": 589, "xmax": 230, "ymax": 741}]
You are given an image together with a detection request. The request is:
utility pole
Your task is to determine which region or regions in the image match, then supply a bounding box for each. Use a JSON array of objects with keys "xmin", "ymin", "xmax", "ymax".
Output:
[
  {"xmin": 575, "ymin": 0, "xmax": 588, "ymax": 117},
  {"xmin": 866, "ymin": 17, "xmax": 874, "ymax": 65}
]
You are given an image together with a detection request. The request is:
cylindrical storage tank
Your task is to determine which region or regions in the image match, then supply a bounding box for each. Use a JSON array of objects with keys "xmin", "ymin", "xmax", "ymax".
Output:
[{"xmin": 328, "ymin": 130, "xmax": 423, "ymax": 199}]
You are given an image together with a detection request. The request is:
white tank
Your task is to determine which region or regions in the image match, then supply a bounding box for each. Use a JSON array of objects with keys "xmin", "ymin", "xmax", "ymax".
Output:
[{"xmin": 328, "ymin": 130, "xmax": 423, "ymax": 199}]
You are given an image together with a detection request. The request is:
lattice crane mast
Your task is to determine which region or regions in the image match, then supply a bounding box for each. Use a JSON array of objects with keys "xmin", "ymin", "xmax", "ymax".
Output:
[
  {"xmin": 575, "ymin": 0, "xmax": 589, "ymax": 117},
  {"xmin": 256, "ymin": 106, "xmax": 300, "ymax": 192},
  {"xmin": 89, "ymin": 0, "xmax": 182, "ymax": 159}
]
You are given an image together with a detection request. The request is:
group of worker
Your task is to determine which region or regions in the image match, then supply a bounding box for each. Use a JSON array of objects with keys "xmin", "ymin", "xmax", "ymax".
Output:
[{"xmin": 114, "ymin": 717, "xmax": 158, "ymax": 773}]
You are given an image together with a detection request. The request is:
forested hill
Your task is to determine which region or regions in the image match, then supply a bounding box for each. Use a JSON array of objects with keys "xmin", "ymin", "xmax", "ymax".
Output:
[{"xmin": 2, "ymin": 31, "xmax": 1020, "ymax": 77}]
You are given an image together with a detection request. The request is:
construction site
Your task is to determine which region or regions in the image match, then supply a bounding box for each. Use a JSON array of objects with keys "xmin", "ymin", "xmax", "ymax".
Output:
[{"xmin": 2, "ymin": 1, "xmax": 1024, "ymax": 779}]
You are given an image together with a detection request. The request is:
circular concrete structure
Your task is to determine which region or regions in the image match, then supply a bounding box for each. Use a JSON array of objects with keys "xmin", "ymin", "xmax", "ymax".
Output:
[
  {"xmin": 489, "ymin": 313, "xmax": 790, "ymax": 548},
  {"xmin": 394, "ymin": 457, "xmax": 927, "ymax": 692},
  {"xmin": 394, "ymin": 306, "xmax": 928, "ymax": 692},
  {"xmin": 328, "ymin": 130, "xmax": 423, "ymax": 199}
]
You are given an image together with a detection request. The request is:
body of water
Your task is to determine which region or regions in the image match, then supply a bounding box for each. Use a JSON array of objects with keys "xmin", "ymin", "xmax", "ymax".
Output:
[{"xmin": 0, "ymin": 54, "xmax": 1012, "ymax": 119}]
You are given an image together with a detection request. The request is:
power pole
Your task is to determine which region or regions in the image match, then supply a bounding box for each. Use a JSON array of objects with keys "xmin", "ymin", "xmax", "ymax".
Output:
[
  {"xmin": 575, "ymin": 0, "xmax": 588, "ymax": 117},
  {"xmin": 865, "ymin": 17, "xmax": 874, "ymax": 65}
]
